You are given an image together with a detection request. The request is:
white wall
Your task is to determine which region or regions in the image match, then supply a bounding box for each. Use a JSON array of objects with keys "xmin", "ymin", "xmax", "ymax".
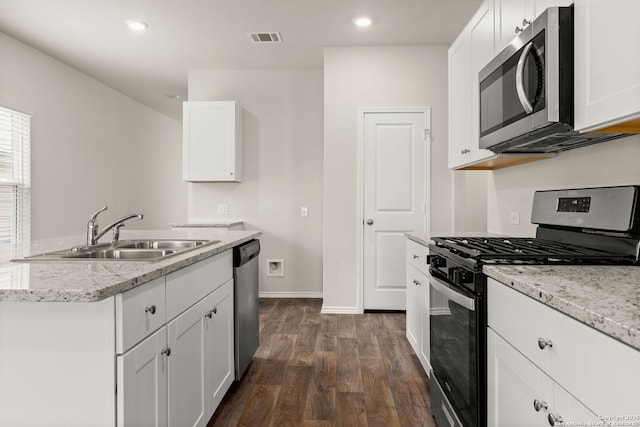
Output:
[
  {"xmin": 323, "ymin": 45, "xmax": 452, "ymax": 312},
  {"xmin": 187, "ymin": 69, "xmax": 324, "ymax": 297},
  {"xmin": 0, "ymin": 32, "xmax": 186, "ymax": 240},
  {"xmin": 487, "ymin": 134, "xmax": 640, "ymax": 236}
]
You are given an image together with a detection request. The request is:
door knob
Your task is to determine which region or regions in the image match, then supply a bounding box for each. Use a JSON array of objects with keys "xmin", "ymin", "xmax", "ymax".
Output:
[{"xmin": 366, "ymin": 219, "xmax": 374, "ymax": 225}]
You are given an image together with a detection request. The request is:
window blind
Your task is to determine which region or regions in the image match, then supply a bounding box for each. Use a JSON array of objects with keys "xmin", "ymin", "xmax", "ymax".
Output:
[{"xmin": 0, "ymin": 106, "xmax": 31, "ymax": 261}]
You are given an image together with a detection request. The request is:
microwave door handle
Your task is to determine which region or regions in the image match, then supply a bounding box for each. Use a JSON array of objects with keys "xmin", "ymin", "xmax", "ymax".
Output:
[
  {"xmin": 430, "ymin": 276, "xmax": 476, "ymax": 311},
  {"xmin": 516, "ymin": 41, "xmax": 535, "ymax": 114}
]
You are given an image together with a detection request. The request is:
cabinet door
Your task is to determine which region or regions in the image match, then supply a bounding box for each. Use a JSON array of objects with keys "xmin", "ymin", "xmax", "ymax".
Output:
[
  {"xmin": 488, "ymin": 329, "xmax": 602, "ymax": 427},
  {"xmin": 487, "ymin": 328, "xmax": 552, "ymax": 427},
  {"xmin": 167, "ymin": 299, "xmax": 207, "ymax": 427},
  {"xmin": 406, "ymin": 263, "xmax": 424, "ymax": 355},
  {"xmin": 574, "ymin": 0, "xmax": 640, "ymax": 132},
  {"xmin": 448, "ymin": 28, "xmax": 472, "ymax": 169},
  {"xmin": 419, "ymin": 270, "xmax": 431, "ymax": 374},
  {"xmin": 183, "ymin": 101, "xmax": 243, "ymax": 182},
  {"xmin": 203, "ymin": 279, "xmax": 235, "ymax": 420},
  {"xmin": 117, "ymin": 327, "xmax": 168, "ymax": 427}
]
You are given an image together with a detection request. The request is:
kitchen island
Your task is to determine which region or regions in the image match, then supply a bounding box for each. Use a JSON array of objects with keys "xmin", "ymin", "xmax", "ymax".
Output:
[
  {"xmin": 0, "ymin": 228, "xmax": 259, "ymax": 302},
  {"xmin": 0, "ymin": 229, "xmax": 260, "ymax": 427}
]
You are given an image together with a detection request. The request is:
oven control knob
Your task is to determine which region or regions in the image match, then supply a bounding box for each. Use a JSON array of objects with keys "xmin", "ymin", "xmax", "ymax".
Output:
[
  {"xmin": 428, "ymin": 255, "xmax": 446, "ymax": 268},
  {"xmin": 451, "ymin": 268, "xmax": 471, "ymax": 284}
]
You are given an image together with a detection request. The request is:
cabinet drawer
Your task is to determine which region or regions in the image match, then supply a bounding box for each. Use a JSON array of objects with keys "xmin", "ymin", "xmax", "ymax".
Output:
[
  {"xmin": 116, "ymin": 277, "xmax": 166, "ymax": 354},
  {"xmin": 488, "ymin": 278, "xmax": 640, "ymax": 416},
  {"xmin": 166, "ymin": 250, "xmax": 233, "ymax": 321},
  {"xmin": 406, "ymin": 239, "xmax": 429, "ymax": 275}
]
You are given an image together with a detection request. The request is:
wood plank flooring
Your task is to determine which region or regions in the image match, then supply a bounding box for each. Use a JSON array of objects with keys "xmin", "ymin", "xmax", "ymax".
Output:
[{"xmin": 207, "ymin": 298, "xmax": 436, "ymax": 427}]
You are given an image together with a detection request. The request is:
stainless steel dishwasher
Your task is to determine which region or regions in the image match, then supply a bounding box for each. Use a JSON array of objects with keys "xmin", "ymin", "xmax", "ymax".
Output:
[{"xmin": 233, "ymin": 239, "xmax": 260, "ymax": 380}]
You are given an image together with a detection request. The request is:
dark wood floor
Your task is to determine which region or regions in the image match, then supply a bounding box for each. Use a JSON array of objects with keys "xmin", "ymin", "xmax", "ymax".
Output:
[{"xmin": 208, "ymin": 298, "xmax": 436, "ymax": 427}]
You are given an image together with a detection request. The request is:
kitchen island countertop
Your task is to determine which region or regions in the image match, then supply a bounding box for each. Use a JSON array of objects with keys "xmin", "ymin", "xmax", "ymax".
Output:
[
  {"xmin": 484, "ymin": 265, "xmax": 640, "ymax": 352},
  {"xmin": 0, "ymin": 229, "xmax": 260, "ymax": 303}
]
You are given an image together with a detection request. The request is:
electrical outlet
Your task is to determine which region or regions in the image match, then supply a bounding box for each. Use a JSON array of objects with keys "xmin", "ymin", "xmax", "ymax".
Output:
[
  {"xmin": 300, "ymin": 206, "xmax": 308, "ymax": 218},
  {"xmin": 217, "ymin": 204, "xmax": 229, "ymax": 215},
  {"xmin": 510, "ymin": 211, "xmax": 520, "ymax": 225}
]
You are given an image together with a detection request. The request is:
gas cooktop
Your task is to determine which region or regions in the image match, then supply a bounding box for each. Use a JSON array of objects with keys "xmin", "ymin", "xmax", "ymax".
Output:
[{"xmin": 431, "ymin": 236, "xmax": 636, "ymax": 264}]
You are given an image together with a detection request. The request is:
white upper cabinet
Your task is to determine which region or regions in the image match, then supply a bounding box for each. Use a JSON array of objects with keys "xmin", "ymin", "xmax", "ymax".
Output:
[
  {"xmin": 574, "ymin": 0, "xmax": 640, "ymax": 132},
  {"xmin": 495, "ymin": 0, "xmax": 572, "ymax": 53},
  {"xmin": 183, "ymin": 101, "xmax": 243, "ymax": 182},
  {"xmin": 449, "ymin": 0, "xmax": 500, "ymax": 169}
]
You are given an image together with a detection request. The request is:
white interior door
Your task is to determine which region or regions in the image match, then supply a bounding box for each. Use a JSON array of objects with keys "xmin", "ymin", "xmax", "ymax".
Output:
[{"xmin": 363, "ymin": 110, "xmax": 428, "ymax": 310}]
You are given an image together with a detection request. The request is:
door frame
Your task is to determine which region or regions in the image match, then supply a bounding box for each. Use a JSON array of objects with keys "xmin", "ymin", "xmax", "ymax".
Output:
[{"xmin": 356, "ymin": 107, "xmax": 432, "ymax": 313}]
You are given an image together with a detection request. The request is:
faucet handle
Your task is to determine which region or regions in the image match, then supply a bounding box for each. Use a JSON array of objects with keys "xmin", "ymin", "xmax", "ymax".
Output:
[{"xmin": 88, "ymin": 206, "xmax": 108, "ymax": 225}]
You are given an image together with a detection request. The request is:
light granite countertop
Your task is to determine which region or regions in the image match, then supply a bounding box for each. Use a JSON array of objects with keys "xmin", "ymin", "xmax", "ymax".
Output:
[
  {"xmin": 0, "ymin": 229, "xmax": 260, "ymax": 303},
  {"xmin": 484, "ymin": 265, "xmax": 640, "ymax": 351}
]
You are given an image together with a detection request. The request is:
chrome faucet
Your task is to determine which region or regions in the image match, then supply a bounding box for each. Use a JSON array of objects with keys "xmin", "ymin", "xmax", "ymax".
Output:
[{"xmin": 86, "ymin": 206, "xmax": 144, "ymax": 246}]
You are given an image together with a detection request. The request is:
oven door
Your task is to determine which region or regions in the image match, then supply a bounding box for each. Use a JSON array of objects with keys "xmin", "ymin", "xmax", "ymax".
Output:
[{"xmin": 429, "ymin": 274, "xmax": 478, "ymax": 427}]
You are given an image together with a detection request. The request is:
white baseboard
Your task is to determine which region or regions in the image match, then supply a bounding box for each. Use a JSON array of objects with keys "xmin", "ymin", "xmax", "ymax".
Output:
[
  {"xmin": 258, "ymin": 292, "xmax": 323, "ymax": 299},
  {"xmin": 320, "ymin": 305, "xmax": 363, "ymax": 314}
]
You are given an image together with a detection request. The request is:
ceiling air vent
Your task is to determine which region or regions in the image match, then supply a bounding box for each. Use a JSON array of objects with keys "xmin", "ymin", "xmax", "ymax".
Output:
[{"xmin": 248, "ymin": 32, "xmax": 283, "ymax": 43}]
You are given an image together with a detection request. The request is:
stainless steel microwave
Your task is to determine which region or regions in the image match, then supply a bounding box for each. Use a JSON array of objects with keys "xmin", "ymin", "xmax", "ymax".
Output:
[{"xmin": 478, "ymin": 6, "xmax": 625, "ymax": 153}]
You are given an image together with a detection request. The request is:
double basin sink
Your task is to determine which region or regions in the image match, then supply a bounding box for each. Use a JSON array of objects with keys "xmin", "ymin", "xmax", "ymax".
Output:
[{"xmin": 16, "ymin": 239, "xmax": 220, "ymax": 262}]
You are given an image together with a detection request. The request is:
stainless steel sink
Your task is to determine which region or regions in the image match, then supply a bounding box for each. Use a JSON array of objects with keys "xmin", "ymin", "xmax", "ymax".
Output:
[
  {"xmin": 68, "ymin": 248, "xmax": 177, "ymax": 260},
  {"xmin": 13, "ymin": 239, "xmax": 220, "ymax": 262},
  {"xmin": 118, "ymin": 240, "xmax": 209, "ymax": 250}
]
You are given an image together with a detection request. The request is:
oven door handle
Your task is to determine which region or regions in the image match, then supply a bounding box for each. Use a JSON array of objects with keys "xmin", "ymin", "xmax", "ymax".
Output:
[
  {"xmin": 516, "ymin": 41, "xmax": 535, "ymax": 114},
  {"xmin": 430, "ymin": 276, "xmax": 476, "ymax": 312}
]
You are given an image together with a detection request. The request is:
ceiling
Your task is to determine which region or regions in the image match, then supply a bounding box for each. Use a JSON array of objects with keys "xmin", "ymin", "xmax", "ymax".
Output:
[{"xmin": 0, "ymin": 0, "xmax": 481, "ymax": 121}]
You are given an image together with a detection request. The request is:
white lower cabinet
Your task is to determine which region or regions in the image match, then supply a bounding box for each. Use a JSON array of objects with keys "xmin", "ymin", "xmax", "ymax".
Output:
[
  {"xmin": 203, "ymin": 280, "xmax": 235, "ymax": 416},
  {"xmin": 487, "ymin": 278, "xmax": 640, "ymax": 425},
  {"xmin": 166, "ymin": 278, "xmax": 234, "ymax": 427},
  {"xmin": 117, "ymin": 327, "xmax": 169, "ymax": 427},
  {"xmin": 487, "ymin": 329, "xmax": 599, "ymax": 427},
  {"xmin": 405, "ymin": 238, "xmax": 431, "ymax": 374}
]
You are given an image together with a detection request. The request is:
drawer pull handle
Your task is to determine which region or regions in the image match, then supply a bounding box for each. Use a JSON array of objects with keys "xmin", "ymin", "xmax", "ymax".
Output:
[
  {"xmin": 161, "ymin": 347, "xmax": 171, "ymax": 357},
  {"xmin": 145, "ymin": 305, "xmax": 157, "ymax": 315},
  {"xmin": 533, "ymin": 399, "xmax": 548, "ymax": 412},
  {"xmin": 205, "ymin": 307, "xmax": 218, "ymax": 319},
  {"xmin": 538, "ymin": 338, "xmax": 553, "ymax": 350},
  {"xmin": 548, "ymin": 413, "xmax": 564, "ymax": 426},
  {"xmin": 413, "ymin": 279, "xmax": 421, "ymax": 286}
]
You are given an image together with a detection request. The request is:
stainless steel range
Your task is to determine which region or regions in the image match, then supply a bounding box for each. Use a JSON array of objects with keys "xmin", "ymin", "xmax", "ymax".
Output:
[{"xmin": 428, "ymin": 185, "xmax": 640, "ymax": 427}]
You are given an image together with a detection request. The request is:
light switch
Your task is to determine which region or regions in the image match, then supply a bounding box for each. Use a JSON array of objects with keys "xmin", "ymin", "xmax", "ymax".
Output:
[{"xmin": 300, "ymin": 206, "xmax": 309, "ymax": 217}]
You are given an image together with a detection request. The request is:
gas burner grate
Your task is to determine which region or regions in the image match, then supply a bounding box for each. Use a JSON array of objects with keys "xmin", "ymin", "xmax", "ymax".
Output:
[{"xmin": 431, "ymin": 237, "xmax": 633, "ymax": 263}]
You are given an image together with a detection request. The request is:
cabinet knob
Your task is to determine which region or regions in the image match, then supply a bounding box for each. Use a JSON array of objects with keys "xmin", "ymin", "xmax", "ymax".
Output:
[
  {"xmin": 515, "ymin": 26, "xmax": 523, "ymax": 34},
  {"xmin": 522, "ymin": 18, "xmax": 532, "ymax": 27},
  {"xmin": 161, "ymin": 347, "xmax": 171, "ymax": 357},
  {"xmin": 413, "ymin": 254, "xmax": 420, "ymax": 259},
  {"xmin": 533, "ymin": 399, "xmax": 548, "ymax": 412},
  {"xmin": 548, "ymin": 413, "xmax": 564, "ymax": 426},
  {"xmin": 145, "ymin": 305, "xmax": 157, "ymax": 315},
  {"xmin": 538, "ymin": 337, "xmax": 553, "ymax": 350},
  {"xmin": 413, "ymin": 279, "xmax": 421, "ymax": 286},
  {"xmin": 366, "ymin": 219, "xmax": 374, "ymax": 225}
]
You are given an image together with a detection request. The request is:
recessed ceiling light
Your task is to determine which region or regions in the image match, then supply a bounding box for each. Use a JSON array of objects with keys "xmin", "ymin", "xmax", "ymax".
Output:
[
  {"xmin": 354, "ymin": 16, "xmax": 372, "ymax": 28},
  {"xmin": 126, "ymin": 20, "xmax": 149, "ymax": 32}
]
